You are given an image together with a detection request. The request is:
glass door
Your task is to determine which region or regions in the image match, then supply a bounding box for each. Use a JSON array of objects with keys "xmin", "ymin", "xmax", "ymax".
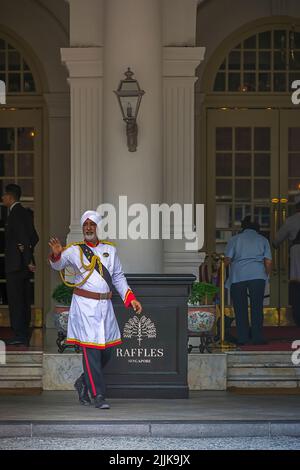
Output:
[
  {"xmin": 278, "ymin": 109, "xmax": 300, "ymax": 320},
  {"xmin": 0, "ymin": 108, "xmax": 42, "ymax": 327},
  {"xmin": 207, "ymin": 108, "xmax": 280, "ymax": 311}
]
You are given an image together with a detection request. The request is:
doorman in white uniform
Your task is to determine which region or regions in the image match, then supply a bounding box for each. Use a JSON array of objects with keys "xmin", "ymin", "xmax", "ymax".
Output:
[{"xmin": 49, "ymin": 210, "xmax": 142, "ymax": 410}]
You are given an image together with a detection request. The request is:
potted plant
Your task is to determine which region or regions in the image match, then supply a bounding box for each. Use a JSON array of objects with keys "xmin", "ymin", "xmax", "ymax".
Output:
[
  {"xmin": 187, "ymin": 282, "xmax": 219, "ymax": 336},
  {"xmin": 52, "ymin": 283, "xmax": 75, "ymax": 353},
  {"xmin": 52, "ymin": 283, "xmax": 74, "ymax": 311}
]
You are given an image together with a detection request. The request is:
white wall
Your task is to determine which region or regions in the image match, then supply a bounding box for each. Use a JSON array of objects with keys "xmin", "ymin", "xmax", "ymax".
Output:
[
  {"xmin": 0, "ymin": 0, "xmax": 69, "ymax": 92},
  {"xmin": 194, "ymin": 0, "xmax": 300, "ymax": 248},
  {"xmin": 196, "ymin": 0, "xmax": 300, "ymax": 87},
  {"xmin": 0, "ymin": 0, "xmax": 71, "ymax": 314},
  {"xmin": 68, "ymin": 0, "xmax": 104, "ymax": 46},
  {"xmin": 103, "ymin": 0, "xmax": 163, "ymax": 273}
]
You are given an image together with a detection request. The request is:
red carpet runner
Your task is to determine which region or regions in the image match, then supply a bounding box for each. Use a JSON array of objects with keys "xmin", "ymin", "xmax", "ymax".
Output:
[{"xmin": 230, "ymin": 326, "xmax": 300, "ymax": 351}]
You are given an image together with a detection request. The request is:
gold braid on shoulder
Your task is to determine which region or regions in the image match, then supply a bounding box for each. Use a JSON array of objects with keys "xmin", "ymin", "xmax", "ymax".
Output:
[
  {"xmin": 59, "ymin": 241, "xmax": 104, "ymax": 288},
  {"xmin": 99, "ymin": 240, "xmax": 116, "ymax": 246}
]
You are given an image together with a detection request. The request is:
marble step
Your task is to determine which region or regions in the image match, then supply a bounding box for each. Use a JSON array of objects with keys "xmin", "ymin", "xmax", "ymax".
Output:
[
  {"xmin": 0, "ymin": 364, "xmax": 43, "ymax": 377},
  {"xmin": 228, "ymin": 366, "xmax": 300, "ymax": 388},
  {"xmin": 227, "ymin": 352, "xmax": 300, "ymax": 388},
  {"xmin": 0, "ymin": 352, "xmax": 43, "ymax": 389},
  {"xmin": 227, "ymin": 379, "xmax": 299, "ymax": 388},
  {"xmin": 5, "ymin": 352, "xmax": 43, "ymax": 365},
  {"xmin": 0, "ymin": 377, "xmax": 43, "ymax": 388},
  {"xmin": 227, "ymin": 368, "xmax": 300, "ymax": 380},
  {"xmin": 229, "ymin": 363, "xmax": 296, "ymax": 368},
  {"xmin": 227, "ymin": 352, "xmax": 293, "ymax": 365}
]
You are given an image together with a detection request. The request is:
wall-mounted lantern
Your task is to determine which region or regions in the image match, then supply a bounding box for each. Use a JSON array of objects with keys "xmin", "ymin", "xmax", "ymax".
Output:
[{"xmin": 114, "ymin": 68, "xmax": 145, "ymax": 152}]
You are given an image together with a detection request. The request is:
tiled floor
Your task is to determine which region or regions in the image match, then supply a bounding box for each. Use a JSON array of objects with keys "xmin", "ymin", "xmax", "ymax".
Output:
[{"xmin": 0, "ymin": 390, "xmax": 300, "ymax": 422}]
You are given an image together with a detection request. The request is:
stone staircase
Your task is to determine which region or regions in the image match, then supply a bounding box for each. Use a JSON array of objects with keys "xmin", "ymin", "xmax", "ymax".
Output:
[
  {"xmin": 0, "ymin": 351, "xmax": 43, "ymax": 392},
  {"xmin": 227, "ymin": 351, "xmax": 300, "ymax": 389},
  {"xmin": 1, "ymin": 350, "xmax": 300, "ymax": 392}
]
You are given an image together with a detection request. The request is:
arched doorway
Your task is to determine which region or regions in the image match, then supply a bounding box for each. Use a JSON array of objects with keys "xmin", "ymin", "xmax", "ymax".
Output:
[
  {"xmin": 0, "ymin": 31, "xmax": 43, "ymax": 328},
  {"xmin": 199, "ymin": 20, "xmax": 300, "ymax": 324}
]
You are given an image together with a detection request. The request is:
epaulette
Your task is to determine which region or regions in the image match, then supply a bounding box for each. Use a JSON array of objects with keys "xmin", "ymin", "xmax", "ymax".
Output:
[
  {"xmin": 62, "ymin": 241, "xmax": 84, "ymax": 251},
  {"xmin": 62, "ymin": 240, "xmax": 116, "ymax": 251},
  {"xmin": 99, "ymin": 240, "xmax": 116, "ymax": 247}
]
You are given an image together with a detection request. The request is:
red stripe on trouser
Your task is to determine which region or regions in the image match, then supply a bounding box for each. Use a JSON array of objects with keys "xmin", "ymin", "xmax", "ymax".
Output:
[{"xmin": 82, "ymin": 346, "xmax": 97, "ymax": 397}]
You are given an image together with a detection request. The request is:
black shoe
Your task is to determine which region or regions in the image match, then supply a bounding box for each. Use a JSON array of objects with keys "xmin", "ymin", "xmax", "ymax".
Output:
[
  {"xmin": 74, "ymin": 374, "xmax": 91, "ymax": 406},
  {"xmin": 94, "ymin": 394, "xmax": 110, "ymax": 410},
  {"xmin": 5, "ymin": 337, "xmax": 28, "ymax": 346},
  {"xmin": 226, "ymin": 335, "xmax": 238, "ymax": 344}
]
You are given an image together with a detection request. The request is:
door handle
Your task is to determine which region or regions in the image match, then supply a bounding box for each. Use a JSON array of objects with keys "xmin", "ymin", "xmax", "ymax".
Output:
[
  {"xmin": 271, "ymin": 198, "xmax": 279, "ymax": 274},
  {"xmin": 280, "ymin": 198, "xmax": 289, "ymax": 273}
]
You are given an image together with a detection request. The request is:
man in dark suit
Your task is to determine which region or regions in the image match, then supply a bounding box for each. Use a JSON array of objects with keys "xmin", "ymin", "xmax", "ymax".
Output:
[{"xmin": 2, "ymin": 184, "xmax": 39, "ymax": 346}]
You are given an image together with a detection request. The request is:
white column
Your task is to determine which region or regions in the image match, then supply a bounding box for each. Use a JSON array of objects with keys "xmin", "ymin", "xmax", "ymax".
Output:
[
  {"xmin": 162, "ymin": 0, "xmax": 198, "ymax": 46},
  {"xmin": 103, "ymin": 0, "xmax": 163, "ymax": 273},
  {"xmin": 60, "ymin": 47, "xmax": 103, "ymax": 242},
  {"xmin": 163, "ymin": 47, "xmax": 206, "ymax": 278}
]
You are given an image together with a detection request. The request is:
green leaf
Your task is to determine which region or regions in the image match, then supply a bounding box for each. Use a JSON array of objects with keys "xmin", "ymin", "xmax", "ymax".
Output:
[
  {"xmin": 52, "ymin": 283, "xmax": 73, "ymax": 305},
  {"xmin": 188, "ymin": 282, "xmax": 219, "ymax": 305}
]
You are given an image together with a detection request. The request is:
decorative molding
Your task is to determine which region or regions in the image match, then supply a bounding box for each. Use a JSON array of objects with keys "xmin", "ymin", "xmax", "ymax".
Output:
[
  {"xmin": 61, "ymin": 47, "xmax": 103, "ymax": 78},
  {"xmin": 60, "ymin": 47, "xmax": 103, "ymax": 241},
  {"xmin": 69, "ymin": 78, "xmax": 103, "ymax": 230},
  {"xmin": 162, "ymin": 47, "xmax": 205, "ymax": 204},
  {"xmin": 163, "ymin": 82, "xmax": 195, "ymax": 204},
  {"xmin": 163, "ymin": 47, "xmax": 205, "ymax": 77},
  {"xmin": 162, "ymin": 46, "xmax": 205, "ymax": 275}
]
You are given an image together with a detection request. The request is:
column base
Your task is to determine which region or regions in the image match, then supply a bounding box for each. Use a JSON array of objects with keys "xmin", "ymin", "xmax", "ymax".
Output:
[
  {"xmin": 67, "ymin": 225, "xmax": 84, "ymax": 244},
  {"xmin": 163, "ymin": 250, "xmax": 206, "ymax": 280}
]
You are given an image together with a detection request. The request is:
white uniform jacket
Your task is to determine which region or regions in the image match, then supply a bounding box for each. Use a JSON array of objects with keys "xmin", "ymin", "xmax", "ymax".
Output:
[{"xmin": 50, "ymin": 242, "xmax": 136, "ymax": 349}]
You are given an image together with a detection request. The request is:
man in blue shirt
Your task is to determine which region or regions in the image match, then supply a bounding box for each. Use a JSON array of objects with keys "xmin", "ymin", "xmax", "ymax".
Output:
[{"xmin": 225, "ymin": 217, "xmax": 272, "ymax": 345}]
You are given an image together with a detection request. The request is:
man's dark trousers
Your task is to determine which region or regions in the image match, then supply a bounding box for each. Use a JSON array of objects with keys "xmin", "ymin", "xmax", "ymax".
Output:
[
  {"xmin": 289, "ymin": 281, "xmax": 300, "ymax": 327},
  {"xmin": 4, "ymin": 203, "xmax": 38, "ymax": 341},
  {"xmin": 230, "ymin": 279, "xmax": 266, "ymax": 343},
  {"xmin": 6, "ymin": 270, "xmax": 31, "ymax": 341},
  {"xmin": 82, "ymin": 346, "xmax": 112, "ymax": 398}
]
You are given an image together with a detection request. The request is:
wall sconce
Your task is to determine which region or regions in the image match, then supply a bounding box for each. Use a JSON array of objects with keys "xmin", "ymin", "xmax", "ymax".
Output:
[{"xmin": 114, "ymin": 68, "xmax": 145, "ymax": 152}]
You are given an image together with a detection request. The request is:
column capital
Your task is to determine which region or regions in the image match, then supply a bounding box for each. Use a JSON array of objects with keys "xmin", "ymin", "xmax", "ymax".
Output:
[
  {"xmin": 163, "ymin": 47, "xmax": 205, "ymax": 77},
  {"xmin": 61, "ymin": 47, "xmax": 103, "ymax": 78}
]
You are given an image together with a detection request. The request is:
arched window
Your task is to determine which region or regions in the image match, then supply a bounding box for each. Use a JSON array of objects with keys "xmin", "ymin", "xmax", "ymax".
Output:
[
  {"xmin": 0, "ymin": 37, "xmax": 36, "ymax": 93},
  {"xmin": 213, "ymin": 27, "xmax": 300, "ymax": 93}
]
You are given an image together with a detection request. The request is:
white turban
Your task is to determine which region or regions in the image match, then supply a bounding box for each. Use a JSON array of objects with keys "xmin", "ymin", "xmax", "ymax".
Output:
[{"xmin": 80, "ymin": 210, "xmax": 102, "ymax": 227}]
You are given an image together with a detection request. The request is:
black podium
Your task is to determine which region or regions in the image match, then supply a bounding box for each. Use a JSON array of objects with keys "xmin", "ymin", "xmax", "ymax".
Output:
[{"xmin": 105, "ymin": 274, "xmax": 196, "ymax": 398}]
